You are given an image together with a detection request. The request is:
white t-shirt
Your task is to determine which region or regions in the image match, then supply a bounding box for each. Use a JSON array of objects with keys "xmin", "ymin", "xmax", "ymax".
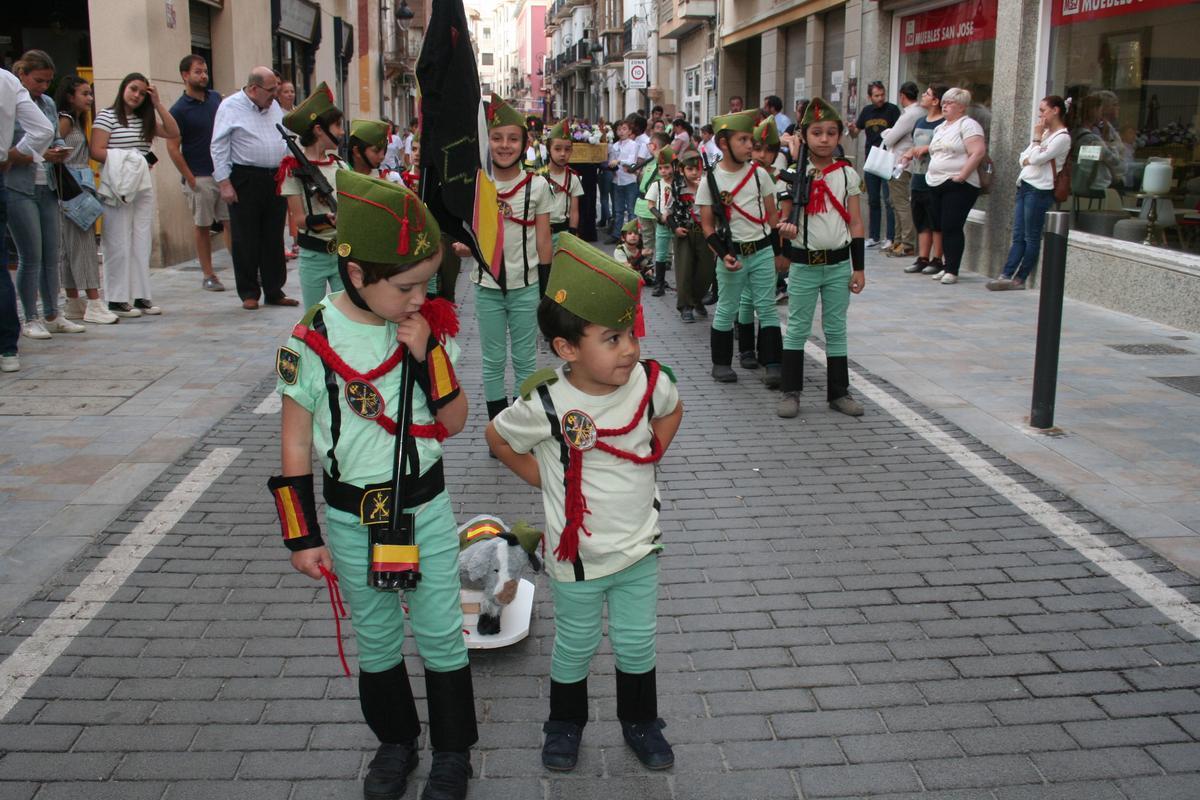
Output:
[
  {"xmin": 925, "ymin": 116, "xmax": 986, "ymax": 189},
  {"xmin": 645, "ymin": 179, "xmax": 672, "ymax": 218},
  {"xmin": 93, "ymin": 108, "xmax": 151, "ymax": 154},
  {"xmin": 701, "ymin": 138, "xmax": 722, "ymax": 165},
  {"xmin": 279, "ymin": 154, "xmax": 345, "ymax": 240},
  {"xmin": 1017, "ymin": 129, "xmax": 1071, "ymax": 191},
  {"xmin": 544, "ymin": 167, "xmax": 584, "ymax": 224},
  {"xmin": 491, "ymin": 363, "xmax": 680, "ymax": 582},
  {"xmin": 693, "ymin": 161, "xmax": 775, "ymax": 242},
  {"xmin": 778, "ymin": 160, "xmax": 861, "ymax": 250},
  {"xmin": 475, "ymin": 171, "xmax": 553, "ymax": 290},
  {"xmin": 613, "ymin": 138, "xmax": 641, "ymax": 186}
]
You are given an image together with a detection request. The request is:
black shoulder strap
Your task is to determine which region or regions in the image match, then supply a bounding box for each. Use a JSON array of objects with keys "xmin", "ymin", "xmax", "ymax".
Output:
[
  {"xmin": 310, "ymin": 310, "xmax": 342, "ymax": 481},
  {"xmin": 641, "ymin": 361, "xmax": 656, "ymax": 421},
  {"xmin": 536, "ymin": 384, "xmax": 585, "ymax": 581},
  {"xmin": 522, "ymin": 177, "xmax": 532, "ymax": 287}
]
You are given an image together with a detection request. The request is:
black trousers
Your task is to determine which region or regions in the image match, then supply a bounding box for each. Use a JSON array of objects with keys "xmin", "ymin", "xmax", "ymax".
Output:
[
  {"xmin": 228, "ymin": 164, "xmax": 287, "ymax": 301},
  {"xmin": 929, "ymin": 180, "xmax": 980, "ymax": 275}
]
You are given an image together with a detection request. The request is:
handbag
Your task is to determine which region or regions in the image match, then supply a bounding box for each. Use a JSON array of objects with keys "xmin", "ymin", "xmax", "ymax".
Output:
[
  {"xmin": 864, "ymin": 143, "xmax": 896, "ymax": 181},
  {"xmin": 977, "ymin": 155, "xmax": 994, "ymax": 194},
  {"xmin": 1045, "ymin": 130, "xmax": 1072, "ymax": 204},
  {"xmin": 55, "ymin": 163, "xmax": 103, "ymax": 231}
]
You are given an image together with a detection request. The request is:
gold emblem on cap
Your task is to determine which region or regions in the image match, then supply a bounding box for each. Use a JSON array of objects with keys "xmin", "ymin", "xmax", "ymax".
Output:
[
  {"xmin": 309, "ymin": 112, "xmax": 317, "ymax": 120},
  {"xmin": 337, "ymin": 242, "xmax": 352, "ymax": 257},
  {"xmin": 554, "ymin": 289, "xmax": 567, "ymax": 303}
]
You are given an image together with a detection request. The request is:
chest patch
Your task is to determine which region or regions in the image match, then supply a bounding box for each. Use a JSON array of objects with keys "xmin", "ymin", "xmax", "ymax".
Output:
[
  {"xmin": 562, "ymin": 409, "xmax": 597, "ymax": 452},
  {"xmin": 276, "ymin": 346, "xmax": 300, "ymax": 385},
  {"xmin": 345, "ymin": 378, "xmax": 384, "ymax": 420}
]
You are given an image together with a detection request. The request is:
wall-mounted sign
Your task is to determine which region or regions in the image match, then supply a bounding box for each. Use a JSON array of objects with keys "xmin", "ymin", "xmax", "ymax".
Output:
[
  {"xmin": 900, "ymin": 0, "xmax": 997, "ymax": 54},
  {"xmin": 626, "ymin": 58, "xmax": 647, "ymax": 89},
  {"xmin": 1053, "ymin": 0, "xmax": 1194, "ymax": 26}
]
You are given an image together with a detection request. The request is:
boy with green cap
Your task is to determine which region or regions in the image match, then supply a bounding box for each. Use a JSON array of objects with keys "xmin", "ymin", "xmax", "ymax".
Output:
[
  {"xmin": 268, "ymin": 171, "xmax": 479, "ymax": 800},
  {"xmin": 644, "ymin": 147, "xmax": 679, "ymax": 298},
  {"xmin": 485, "ymin": 233, "xmax": 684, "ymax": 774},
  {"xmin": 735, "ymin": 116, "xmax": 787, "ymax": 369},
  {"xmin": 348, "ymin": 118, "xmax": 396, "ymax": 180},
  {"xmin": 544, "ymin": 119, "xmax": 584, "ymax": 249},
  {"xmin": 633, "ymin": 131, "xmax": 672, "ymax": 284},
  {"xmin": 775, "ymin": 96, "xmax": 867, "ymax": 418},
  {"xmin": 695, "ymin": 109, "xmax": 785, "ymax": 388},
  {"xmin": 668, "ymin": 147, "xmax": 714, "ymax": 322},
  {"xmin": 277, "ymin": 82, "xmax": 348, "ymax": 309},
  {"xmin": 612, "ymin": 218, "xmax": 650, "ymax": 282},
  {"xmin": 477, "ymin": 94, "xmax": 554, "ymax": 427}
]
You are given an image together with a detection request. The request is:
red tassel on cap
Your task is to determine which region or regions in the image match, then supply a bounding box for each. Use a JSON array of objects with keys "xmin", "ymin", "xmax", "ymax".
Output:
[{"xmin": 397, "ymin": 217, "xmax": 410, "ymax": 255}]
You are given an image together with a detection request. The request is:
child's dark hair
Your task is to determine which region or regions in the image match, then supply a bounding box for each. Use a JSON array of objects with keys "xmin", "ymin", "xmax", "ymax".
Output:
[
  {"xmin": 537, "ymin": 296, "xmax": 589, "ymax": 357},
  {"xmin": 299, "ymin": 108, "xmax": 344, "ymax": 146},
  {"xmin": 343, "ymin": 243, "xmax": 443, "ymax": 286},
  {"xmin": 651, "ymin": 130, "xmax": 672, "ymax": 149},
  {"xmin": 54, "ymin": 76, "xmax": 91, "ymax": 127}
]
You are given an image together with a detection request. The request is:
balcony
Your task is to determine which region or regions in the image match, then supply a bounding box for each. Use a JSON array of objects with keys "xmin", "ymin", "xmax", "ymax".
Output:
[
  {"xmin": 622, "ymin": 18, "xmax": 646, "ymax": 57},
  {"xmin": 602, "ymin": 30, "xmax": 624, "ymax": 64},
  {"xmin": 551, "ymin": 0, "xmax": 571, "ymax": 21},
  {"xmin": 660, "ymin": 0, "xmax": 715, "ymax": 40}
]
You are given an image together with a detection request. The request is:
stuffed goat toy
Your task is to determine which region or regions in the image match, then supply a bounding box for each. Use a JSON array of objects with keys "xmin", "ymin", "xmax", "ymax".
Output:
[{"xmin": 457, "ymin": 515, "xmax": 543, "ymax": 635}]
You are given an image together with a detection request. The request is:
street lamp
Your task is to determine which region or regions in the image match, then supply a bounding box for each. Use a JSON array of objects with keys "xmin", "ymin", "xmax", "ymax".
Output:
[{"xmin": 396, "ymin": 0, "xmax": 415, "ymax": 30}]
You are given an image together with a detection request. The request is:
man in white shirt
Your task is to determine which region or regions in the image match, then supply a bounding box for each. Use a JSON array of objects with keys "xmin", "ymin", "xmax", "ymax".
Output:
[
  {"xmin": 880, "ymin": 81, "xmax": 923, "ymax": 257},
  {"xmin": 763, "ymin": 95, "xmax": 791, "ymax": 137},
  {"xmin": 210, "ymin": 66, "xmax": 296, "ymax": 309},
  {"xmin": 0, "ymin": 67, "xmax": 55, "ymax": 373}
]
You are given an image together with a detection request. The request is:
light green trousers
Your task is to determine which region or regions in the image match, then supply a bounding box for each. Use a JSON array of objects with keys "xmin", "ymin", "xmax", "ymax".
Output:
[
  {"xmin": 473, "ymin": 282, "xmax": 539, "ymax": 403},
  {"xmin": 298, "ymin": 248, "xmax": 343, "ymax": 310},
  {"xmin": 783, "ymin": 259, "xmax": 852, "ymax": 356},
  {"xmin": 712, "ymin": 248, "xmax": 778, "ymax": 332}
]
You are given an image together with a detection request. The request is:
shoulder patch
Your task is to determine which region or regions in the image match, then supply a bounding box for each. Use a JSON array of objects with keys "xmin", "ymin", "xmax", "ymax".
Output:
[
  {"xmin": 658, "ymin": 362, "xmax": 676, "ymax": 384},
  {"xmin": 519, "ymin": 368, "xmax": 559, "ymax": 400},
  {"xmin": 299, "ymin": 303, "xmax": 326, "ymax": 328},
  {"xmin": 276, "ymin": 346, "xmax": 300, "ymax": 385}
]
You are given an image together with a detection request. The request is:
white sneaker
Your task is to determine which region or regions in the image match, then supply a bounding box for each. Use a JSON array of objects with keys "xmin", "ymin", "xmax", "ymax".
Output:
[
  {"xmin": 0, "ymin": 353, "xmax": 18, "ymax": 373},
  {"xmin": 21, "ymin": 319, "xmax": 51, "ymax": 339},
  {"xmin": 83, "ymin": 299, "xmax": 119, "ymax": 325},
  {"xmin": 940, "ymin": 273, "xmax": 959, "ymax": 285},
  {"xmin": 865, "ymin": 238, "xmax": 880, "ymax": 248},
  {"xmin": 930, "ymin": 270, "xmax": 946, "ymax": 280},
  {"xmin": 64, "ymin": 297, "xmax": 86, "ymax": 320},
  {"xmin": 46, "ymin": 316, "xmax": 86, "ymax": 334},
  {"xmin": 879, "ymin": 239, "xmax": 892, "ymax": 250}
]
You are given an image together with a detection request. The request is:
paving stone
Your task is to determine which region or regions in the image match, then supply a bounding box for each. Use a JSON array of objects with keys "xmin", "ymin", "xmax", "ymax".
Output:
[
  {"xmin": 1032, "ymin": 747, "xmax": 1162, "ymax": 781},
  {"xmin": 1118, "ymin": 775, "xmax": 1200, "ymax": 800},
  {"xmin": 1064, "ymin": 716, "xmax": 1190, "ymax": 748},
  {"xmin": 163, "ymin": 781, "xmax": 292, "ymax": 800},
  {"xmin": 839, "ymin": 731, "xmax": 962, "ymax": 763},
  {"xmin": 799, "ymin": 762, "xmax": 922, "ymax": 797},
  {"xmin": 115, "ymin": 752, "xmax": 242, "ymax": 781},
  {"xmin": 672, "ymin": 768, "xmax": 799, "ymax": 799},
  {"xmin": 33, "ymin": 782, "xmax": 168, "ymax": 800},
  {"xmin": 992, "ymin": 781, "xmax": 1127, "ymax": 800}
]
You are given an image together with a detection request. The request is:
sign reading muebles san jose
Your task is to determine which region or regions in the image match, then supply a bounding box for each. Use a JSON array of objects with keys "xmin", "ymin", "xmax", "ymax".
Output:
[
  {"xmin": 1053, "ymin": 0, "xmax": 1195, "ymax": 25},
  {"xmin": 626, "ymin": 58, "xmax": 648, "ymax": 89},
  {"xmin": 900, "ymin": 0, "xmax": 997, "ymax": 54}
]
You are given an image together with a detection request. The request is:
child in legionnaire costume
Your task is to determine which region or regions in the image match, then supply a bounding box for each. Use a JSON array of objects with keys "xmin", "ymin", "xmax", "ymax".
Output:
[
  {"xmin": 277, "ymin": 82, "xmax": 348, "ymax": 309},
  {"xmin": 485, "ymin": 233, "xmax": 684, "ymax": 774},
  {"xmin": 668, "ymin": 147, "xmax": 714, "ymax": 323},
  {"xmin": 775, "ymin": 97, "xmax": 867, "ymax": 419},
  {"xmin": 268, "ymin": 171, "xmax": 478, "ymax": 800},
  {"xmin": 643, "ymin": 148, "xmax": 678, "ymax": 298},
  {"xmin": 349, "ymin": 119, "xmax": 402, "ymax": 183},
  {"xmin": 544, "ymin": 119, "xmax": 584, "ymax": 250},
  {"xmin": 612, "ymin": 219, "xmax": 651, "ymax": 283},
  {"xmin": 524, "ymin": 116, "xmax": 549, "ymax": 174},
  {"xmin": 695, "ymin": 110, "xmax": 784, "ymax": 388},
  {"xmin": 633, "ymin": 132, "xmax": 671, "ymax": 276},
  {"xmin": 477, "ymin": 94, "xmax": 553, "ymax": 426}
]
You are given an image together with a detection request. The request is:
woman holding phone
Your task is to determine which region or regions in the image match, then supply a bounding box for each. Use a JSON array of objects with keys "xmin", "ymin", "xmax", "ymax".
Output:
[{"xmin": 90, "ymin": 72, "xmax": 180, "ymax": 317}]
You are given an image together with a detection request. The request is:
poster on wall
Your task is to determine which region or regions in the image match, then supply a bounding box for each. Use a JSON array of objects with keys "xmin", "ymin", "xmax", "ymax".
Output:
[
  {"xmin": 794, "ymin": 77, "xmax": 807, "ymax": 101},
  {"xmin": 900, "ymin": 0, "xmax": 998, "ymax": 54},
  {"xmin": 830, "ymin": 70, "xmax": 843, "ymax": 103},
  {"xmin": 1052, "ymin": 0, "xmax": 1194, "ymax": 26}
]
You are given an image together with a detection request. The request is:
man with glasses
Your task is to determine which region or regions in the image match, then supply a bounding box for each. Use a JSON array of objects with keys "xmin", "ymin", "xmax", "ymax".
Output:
[{"xmin": 211, "ymin": 66, "xmax": 298, "ymax": 309}]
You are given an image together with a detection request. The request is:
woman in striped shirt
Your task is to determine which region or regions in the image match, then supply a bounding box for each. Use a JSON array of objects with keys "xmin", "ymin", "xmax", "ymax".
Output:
[{"xmin": 90, "ymin": 72, "xmax": 179, "ymax": 317}]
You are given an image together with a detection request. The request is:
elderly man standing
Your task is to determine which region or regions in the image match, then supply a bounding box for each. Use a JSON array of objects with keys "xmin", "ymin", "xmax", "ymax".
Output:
[{"xmin": 210, "ymin": 66, "xmax": 297, "ymax": 310}]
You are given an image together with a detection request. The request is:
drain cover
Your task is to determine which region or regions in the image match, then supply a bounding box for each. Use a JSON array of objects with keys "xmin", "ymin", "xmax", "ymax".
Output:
[
  {"xmin": 1152, "ymin": 376, "xmax": 1200, "ymax": 397},
  {"xmin": 1108, "ymin": 343, "xmax": 1192, "ymax": 355}
]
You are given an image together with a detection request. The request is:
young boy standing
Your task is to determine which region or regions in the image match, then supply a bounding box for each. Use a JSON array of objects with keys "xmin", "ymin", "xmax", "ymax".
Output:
[
  {"xmin": 644, "ymin": 147, "xmax": 678, "ymax": 297},
  {"xmin": 486, "ymin": 233, "xmax": 684, "ymax": 774},
  {"xmin": 776, "ymin": 97, "xmax": 867, "ymax": 418},
  {"xmin": 633, "ymin": 131, "xmax": 670, "ymax": 276},
  {"xmin": 612, "ymin": 219, "xmax": 650, "ymax": 283},
  {"xmin": 668, "ymin": 147, "xmax": 714, "ymax": 323},
  {"xmin": 544, "ymin": 119, "xmax": 584, "ymax": 250},
  {"xmin": 269, "ymin": 171, "xmax": 478, "ymax": 800},
  {"xmin": 695, "ymin": 110, "xmax": 783, "ymax": 388},
  {"xmin": 475, "ymin": 94, "xmax": 554, "ymax": 425}
]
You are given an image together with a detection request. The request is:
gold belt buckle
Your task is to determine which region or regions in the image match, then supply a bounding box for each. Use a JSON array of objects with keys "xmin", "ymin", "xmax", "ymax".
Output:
[
  {"xmin": 326, "ymin": 239, "xmax": 338, "ymax": 255},
  {"xmin": 808, "ymin": 249, "xmax": 827, "ymax": 266},
  {"xmin": 739, "ymin": 241, "xmax": 757, "ymax": 256},
  {"xmin": 360, "ymin": 487, "xmax": 392, "ymax": 526}
]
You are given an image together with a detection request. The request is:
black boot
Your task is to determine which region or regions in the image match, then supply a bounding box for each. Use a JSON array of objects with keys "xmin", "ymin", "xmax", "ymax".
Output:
[
  {"xmin": 360, "ymin": 663, "xmax": 421, "ymax": 800},
  {"xmin": 826, "ymin": 355, "xmax": 864, "ymax": 417},
  {"xmin": 651, "ymin": 262, "xmax": 667, "ymax": 297},
  {"xmin": 616, "ymin": 669, "xmax": 674, "ymax": 770},
  {"xmin": 543, "ymin": 678, "xmax": 588, "ymax": 771},
  {"xmin": 710, "ymin": 328, "xmax": 737, "ymax": 383},
  {"xmin": 486, "ymin": 399, "xmax": 508, "ymax": 459},
  {"xmin": 758, "ymin": 326, "xmax": 783, "ymax": 390},
  {"xmin": 736, "ymin": 322, "xmax": 759, "ymax": 370},
  {"xmin": 777, "ymin": 349, "xmax": 804, "ymax": 418},
  {"xmin": 421, "ymin": 666, "xmax": 478, "ymax": 800}
]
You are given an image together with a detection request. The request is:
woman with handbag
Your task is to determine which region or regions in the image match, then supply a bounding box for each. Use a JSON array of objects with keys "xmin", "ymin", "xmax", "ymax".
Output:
[
  {"xmin": 924, "ymin": 88, "xmax": 987, "ymax": 285},
  {"xmin": 6, "ymin": 50, "xmax": 84, "ymax": 339},
  {"xmin": 54, "ymin": 77, "xmax": 117, "ymax": 324},
  {"xmin": 988, "ymin": 96, "xmax": 1071, "ymax": 292}
]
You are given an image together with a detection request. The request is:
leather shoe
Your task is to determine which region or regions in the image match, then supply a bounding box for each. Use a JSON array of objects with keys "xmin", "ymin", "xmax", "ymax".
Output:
[
  {"xmin": 420, "ymin": 750, "xmax": 471, "ymax": 800},
  {"xmin": 541, "ymin": 720, "xmax": 583, "ymax": 771},
  {"xmin": 621, "ymin": 719, "xmax": 674, "ymax": 770},
  {"xmin": 711, "ymin": 364, "xmax": 737, "ymax": 383},
  {"xmin": 241, "ymin": 299, "xmax": 259, "ymax": 310},
  {"xmin": 267, "ymin": 296, "xmax": 300, "ymax": 307},
  {"xmin": 364, "ymin": 740, "xmax": 418, "ymax": 800}
]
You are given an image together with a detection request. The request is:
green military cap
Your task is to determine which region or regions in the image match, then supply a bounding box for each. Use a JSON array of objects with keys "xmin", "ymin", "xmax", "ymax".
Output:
[
  {"xmin": 351, "ymin": 119, "xmax": 391, "ymax": 149},
  {"xmin": 800, "ymin": 96, "xmax": 842, "ymax": 127},
  {"xmin": 621, "ymin": 218, "xmax": 640, "ymax": 234},
  {"xmin": 335, "ymin": 170, "xmax": 441, "ymax": 264},
  {"xmin": 678, "ymin": 146, "xmax": 702, "ymax": 165},
  {"xmin": 547, "ymin": 233, "xmax": 642, "ymax": 331},
  {"xmin": 753, "ymin": 116, "xmax": 780, "ymax": 148},
  {"xmin": 487, "ymin": 93, "xmax": 526, "ymax": 131},
  {"xmin": 711, "ymin": 110, "xmax": 758, "ymax": 136},
  {"xmin": 656, "ymin": 147, "xmax": 677, "ymax": 165},
  {"xmin": 283, "ymin": 82, "xmax": 338, "ymax": 135},
  {"xmin": 546, "ymin": 119, "xmax": 568, "ymax": 142}
]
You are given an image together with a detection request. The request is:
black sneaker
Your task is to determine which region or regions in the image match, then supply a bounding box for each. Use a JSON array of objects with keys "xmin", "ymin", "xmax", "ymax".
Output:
[
  {"xmin": 680, "ymin": 308, "xmax": 695, "ymax": 323},
  {"xmin": 621, "ymin": 719, "xmax": 674, "ymax": 770},
  {"xmin": 739, "ymin": 351, "xmax": 760, "ymax": 370},
  {"xmin": 693, "ymin": 304, "xmax": 707, "ymax": 318},
  {"xmin": 108, "ymin": 302, "xmax": 142, "ymax": 318},
  {"xmin": 762, "ymin": 364, "xmax": 782, "ymax": 390},
  {"xmin": 420, "ymin": 750, "xmax": 471, "ymax": 800},
  {"xmin": 711, "ymin": 365, "xmax": 737, "ymax": 383},
  {"xmin": 541, "ymin": 720, "xmax": 583, "ymax": 771},
  {"xmin": 364, "ymin": 740, "xmax": 418, "ymax": 800}
]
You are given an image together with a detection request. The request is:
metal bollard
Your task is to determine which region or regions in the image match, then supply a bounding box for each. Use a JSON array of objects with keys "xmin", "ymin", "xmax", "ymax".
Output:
[{"xmin": 1030, "ymin": 211, "xmax": 1070, "ymax": 429}]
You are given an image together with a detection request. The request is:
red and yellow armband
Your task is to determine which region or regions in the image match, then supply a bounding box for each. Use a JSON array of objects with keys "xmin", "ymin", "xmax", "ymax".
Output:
[
  {"xmin": 414, "ymin": 336, "xmax": 461, "ymax": 411},
  {"xmin": 267, "ymin": 474, "xmax": 325, "ymax": 552}
]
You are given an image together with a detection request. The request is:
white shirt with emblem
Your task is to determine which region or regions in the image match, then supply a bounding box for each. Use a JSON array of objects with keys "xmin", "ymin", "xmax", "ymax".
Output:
[
  {"xmin": 778, "ymin": 160, "xmax": 861, "ymax": 251},
  {"xmin": 693, "ymin": 161, "xmax": 775, "ymax": 243},
  {"xmin": 492, "ymin": 363, "xmax": 680, "ymax": 582},
  {"xmin": 474, "ymin": 171, "xmax": 554, "ymax": 291},
  {"xmin": 545, "ymin": 167, "xmax": 584, "ymax": 225}
]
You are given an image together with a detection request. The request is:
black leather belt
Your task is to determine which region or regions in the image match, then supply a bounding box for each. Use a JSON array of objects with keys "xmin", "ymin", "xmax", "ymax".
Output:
[
  {"xmin": 550, "ymin": 221, "xmax": 570, "ymax": 233},
  {"xmin": 298, "ymin": 232, "xmax": 338, "ymax": 254},
  {"xmin": 785, "ymin": 244, "xmax": 850, "ymax": 265},
  {"xmin": 323, "ymin": 460, "xmax": 445, "ymax": 526},
  {"xmin": 735, "ymin": 236, "xmax": 773, "ymax": 256}
]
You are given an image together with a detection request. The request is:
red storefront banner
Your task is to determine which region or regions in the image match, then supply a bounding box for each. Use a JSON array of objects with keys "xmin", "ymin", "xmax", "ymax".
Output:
[
  {"xmin": 900, "ymin": 0, "xmax": 999, "ymax": 54},
  {"xmin": 1052, "ymin": 0, "xmax": 1196, "ymax": 27}
]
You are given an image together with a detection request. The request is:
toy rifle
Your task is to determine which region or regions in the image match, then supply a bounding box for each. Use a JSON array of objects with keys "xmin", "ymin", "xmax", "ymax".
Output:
[
  {"xmin": 276, "ymin": 123, "xmax": 337, "ymax": 213},
  {"xmin": 774, "ymin": 149, "xmax": 811, "ymax": 230},
  {"xmin": 369, "ymin": 354, "xmax": 422, "ymax": 592},
  {"xmin": 700, "ymin": 149, "xmax": 734, "ymax": 257},
  {"xmin": 669, "ymin": 171, "xmax": 691, "ymax": 232}
]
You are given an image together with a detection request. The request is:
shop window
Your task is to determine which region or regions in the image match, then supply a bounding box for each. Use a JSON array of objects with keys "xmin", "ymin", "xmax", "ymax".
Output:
[
  {"xmin": 684, "ymin": 65, "xmax": 701, "ymax": 126},
  {"xmin": 1047, "ymin": 0, "xmax": 1200, "ymax": 253}
]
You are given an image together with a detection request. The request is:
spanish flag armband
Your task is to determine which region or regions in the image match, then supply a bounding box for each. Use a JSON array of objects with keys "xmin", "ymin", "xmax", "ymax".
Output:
[
  {"xmin": 414, "ymin": 336, "xmax": 460, "ymax": 411},
  {"xmin": 268, "ymin": 474, "xmax": 325, "ymax": 552}
]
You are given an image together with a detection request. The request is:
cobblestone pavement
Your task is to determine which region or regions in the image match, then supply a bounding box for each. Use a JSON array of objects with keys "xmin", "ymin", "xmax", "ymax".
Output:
[{"xmin": 2, "ymin": 272, "xmax": 1200, "ymax": 799}]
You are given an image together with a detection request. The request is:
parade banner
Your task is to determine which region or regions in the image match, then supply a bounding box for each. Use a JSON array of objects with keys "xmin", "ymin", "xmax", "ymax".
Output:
[
  {"xmin": 899, "ymin": 0, "xmax": 998, "ymax": 54},
  {"xmin": 1052, "ymin": 0, "xmax": 1195, "ymax": 26}
]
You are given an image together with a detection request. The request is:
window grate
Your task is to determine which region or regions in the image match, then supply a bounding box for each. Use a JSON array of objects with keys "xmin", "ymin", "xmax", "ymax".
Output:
[
  {"xmin": 1152, "ymin": 376, "xmax": 1200, "ymax": 397},
  {"xmin": 1107, "ymin": 344, "xmax": 1192, "ymax": 356}
]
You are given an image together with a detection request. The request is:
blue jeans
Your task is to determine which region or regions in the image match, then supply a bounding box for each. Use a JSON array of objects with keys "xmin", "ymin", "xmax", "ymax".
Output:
[
  {"xmin": 612, "ymin": 182, "xmax": 639, "ymax": 235},
  {"xmin": 0, "ymin": 173, "xmax": 19, "ymax": 356},
  {"xmin": 7, "ymin": 184, "xmax": 61, "ymax": 321},
  {"xmin": 1002, "ymin": 181, "xmax": 1056, "ymax": 282},
  {"xmin": 864, "ymin": 171, "xmax": 894, "ymax": 242},
  {"xmin": 598, "ymin": 167, "xmax": 614, "ymax": 222}
]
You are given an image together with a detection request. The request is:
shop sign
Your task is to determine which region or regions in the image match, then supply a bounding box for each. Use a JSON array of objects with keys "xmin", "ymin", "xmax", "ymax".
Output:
[
  {"xmin": 1053, "ymin": 0, "xmax": 1195, "ymax": 26},
  {"xmin": 277, "ymin": 0, "xmax": 320, "ymax": 43},
  {"xmin": 900, "ymin": 0, "xmax": 998, "ymax": 54}
]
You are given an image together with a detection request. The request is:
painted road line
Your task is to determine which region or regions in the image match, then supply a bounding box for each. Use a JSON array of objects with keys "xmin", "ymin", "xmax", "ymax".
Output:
[
  {"xmin": 804, "ymin": 342, "xmax": 1200, "ymax": 639},
  {"xmin": 254, "ymin": 393, "xmax": 282, "ymax": 415},
  {"xmin": 0, "ymin": 447, "xmax": 242, "ymax": 722}
]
